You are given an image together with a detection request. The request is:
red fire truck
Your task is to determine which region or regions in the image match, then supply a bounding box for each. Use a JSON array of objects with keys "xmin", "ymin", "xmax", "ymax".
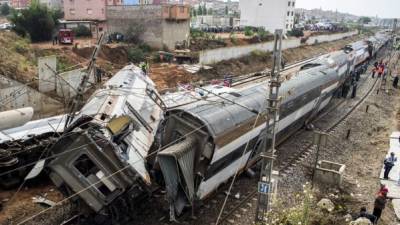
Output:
[{"xmin": 58, "ymin": 29, "xmax": 74, "ymax": 44}]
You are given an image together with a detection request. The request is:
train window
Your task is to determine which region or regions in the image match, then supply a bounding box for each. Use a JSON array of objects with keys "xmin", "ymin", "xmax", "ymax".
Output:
[
  {"xmin": 300, "ymin": 63, "xmax": 321, "ymax": 70},
  {"xmin": 74, "ymin": 154, "xmax": 99, "ymax": 178},
  {"xmin": 228, "ymin": 92, "xmax": 242, "ymax": 97},
  {"xmin": 74, "ymin": 155, "xmax": 115, "ymax": 198}
]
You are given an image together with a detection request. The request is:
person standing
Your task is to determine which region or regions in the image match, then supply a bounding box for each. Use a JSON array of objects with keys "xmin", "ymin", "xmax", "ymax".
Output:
[
  {"xmin": 383, "ymin": 152, "xmax": 397, "ymax": 179},
  {"xmin": 393, "ymin": 74, "xmax": 399, "ymax": 89},
  {"xmin": 373, "ymin": 190, "xmax": 388, "ymax": 223},
  {"xmin": 372, "ymin": 67, "xmax": 377, "ymax": 78}
]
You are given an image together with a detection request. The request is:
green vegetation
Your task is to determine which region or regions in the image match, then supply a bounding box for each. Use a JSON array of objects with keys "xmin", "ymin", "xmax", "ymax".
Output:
[
  {"xmin": 196, "ymin": 4, "xmax": 211, "ymax": 16},
  {"xmin": 244, "ymin": 26, "xmax": 254, "ymax": 36},
  {"xmin": 125, "ymin": 22, "xmax": 145, "ymax": 43},
  {"xmin": 257, "ymin": 27, "xmax": 270, "ymax": 40},
  {"xmin": 72, "ymin": 25, "xmax": 92, "ymax": 37},
  {"xmin": 127, "ymin": 43, "xmax": 152, "ymax": 63},
  {"xmin": 190, "ymin": 28, "xmax": 206, "ymax": 39},
  {"xmin": 13, "ymin": 38, "xmax": 30, "ymax": 54},
  {"xmin": 9, "ymin": 0, "xmax": 62, "ymax": 42},
  {"xmin": 0, "ymin": 3, "xmax": 10, "ymax": 16},
  {"xmin": 287, "ymin": 29, "xmax": 304, "ymax": 37},
  {"xmin": 197, "ymin": 5, "xmax": 203, "ymax": 15},
  {"xmin": 229, "ymin": 32, "xmax": 237, "ymax": 44},
  {"xmin": 358, "ymin": 16, "xmax": 372, "ymax": 24}
]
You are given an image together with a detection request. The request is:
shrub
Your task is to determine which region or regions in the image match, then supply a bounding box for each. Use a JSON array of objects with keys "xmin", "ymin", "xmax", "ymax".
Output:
[
  {"xmin": 138, "ymin": 43, "xmax": 152, "ymax": 53},
  {"xmin": 125, "ymin": 22, "xmax": 145, "ymax": 43},
  {"xmin": 244, "ymin": 26, "xmax": 254, "ymax": 36},
  {"xmin": 72, "ymin": 25, "xmax": 91, "ymax": 37},
  {"xmin": 257, "ymin": 27, "xmax": 270, "ymax": 40},
  {"xmin": 13, "ymin": 39, "xmax": 29, "ymax": 54},
  {"xmin": 9, "ymin": 0, "xmax": 62, "ymax": 42},
  {"xmin": 287, "ymin": 28, "xmax": 304, "ymax": 37},
  {"xmin": 229, "ymin": 32, "xmax": 237, "ymax": 44},
  {"xmin": 127, "ymin": 47, "xmax": 145, "ymax": 63},
  {"xmin": 0, "ymin": 3, "xmax": 10, "ymax": 15}
]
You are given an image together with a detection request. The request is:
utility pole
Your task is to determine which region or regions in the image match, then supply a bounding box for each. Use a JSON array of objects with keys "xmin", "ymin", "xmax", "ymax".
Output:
[
  {"xmin": 310, "ymin": 131, "xmax": 328, "ymax": 188},
  {"xmin": 64, "ymin": 33, "xmax": 104, "ymax": 128},
  {"xmin": 255, "ymin": 29, "xmax": 283, "ymax": 222}
]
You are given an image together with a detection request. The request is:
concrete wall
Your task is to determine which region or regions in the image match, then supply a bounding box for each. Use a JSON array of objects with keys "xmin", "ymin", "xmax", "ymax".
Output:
[
  {"xmin": 107, "ymin": 5, "xmax": 163, "ymax": 48},
  {"xmin": 107, "ymin": 5, "xmax": 190, "ymax": 50},
  {"xmin": 38, "ymin": 56, "xmax": 57, "ymax": 93},
  {"xmin": 56, "ymin": 69, "xmax": 88, "ymax": 99},
  {"xmin": 305, "ymin": 30, "xmax": 358, "ymax": 45},
  {"xmin": 199, "ymin": 31, "xmax": 358, "ymax": 65},
  {"xmin": 0, "ymin": 76, "xmax": 62, "ymax": 119},
  {"xmin": 199, "ymin": 38, "xmax": 301, "ymax": 65},
  {"xmin": 162, "ymin": 20, "xmax": 190, "ymax": 50}
]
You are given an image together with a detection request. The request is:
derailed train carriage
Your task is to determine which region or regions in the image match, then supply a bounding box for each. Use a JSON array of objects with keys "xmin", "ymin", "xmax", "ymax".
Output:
[{"xmin": 0, "ymin": 32, "xmax": 390, "ymax": 222}]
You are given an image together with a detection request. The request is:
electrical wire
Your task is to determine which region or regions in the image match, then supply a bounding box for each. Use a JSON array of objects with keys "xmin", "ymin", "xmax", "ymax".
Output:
[
  {"xmin": 15, "ymin": 120, "xmax": 209, "ymax": 225},
  {"xmin": 214, "ymin": 111, "xmax": 263, "ymax": 225}
]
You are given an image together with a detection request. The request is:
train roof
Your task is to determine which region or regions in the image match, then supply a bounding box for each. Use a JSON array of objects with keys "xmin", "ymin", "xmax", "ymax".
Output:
[{"xmin": 173, "ymin": 64, "xmax": 338, "ymax": 138}]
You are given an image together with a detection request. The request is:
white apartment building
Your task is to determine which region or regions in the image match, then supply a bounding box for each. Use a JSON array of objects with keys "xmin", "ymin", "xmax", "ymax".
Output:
[{"xmin": 239, "ymin": 0, "xmax": 296, "ymax": 33}]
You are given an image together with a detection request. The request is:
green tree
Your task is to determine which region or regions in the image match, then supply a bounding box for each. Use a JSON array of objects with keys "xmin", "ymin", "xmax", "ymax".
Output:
[
  {"xmin": 358, "ymin": 16, "xmax": 371, "ymax": 24},
  {"xmin": 193, "ymin": 8, "xmax": 196, "ymax": 17},
  {"xmin": 9, "ymin": 0, "xmax": 62, "ymax": 42},
  {"xmin": 244, "ymin": 26, "xmax": 254, "ymax": 36},
  {"xmin": 72, "ymin": 25, "xmax": 92, "ymax": 37},
  {"xmin": 202, "ymin": 5, "xmax": 207, "ymax": 16},
  {"xmin": 0, "ymin": 3, "xmax": 10, "ymax": 16},
  {"xmin": 197, "ymin": 5, "xmax": 202, "ymax": 15},
  {"xmin": 225, "ymin": 5, "xmax": 228, "ymax": 15}
]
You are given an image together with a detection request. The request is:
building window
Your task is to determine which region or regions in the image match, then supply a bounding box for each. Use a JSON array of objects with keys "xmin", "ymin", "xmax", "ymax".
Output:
[
  {"xmin": 87, "ymin": 8, "xmax": 93, "ymax": 15},
  {"xmin": 291, "ymin": 11, "xmax": 294, "ymax": 16},
  {"xmin": 69, "ymin": 8, "xmax": 75, "ymax": 14},
  {"xmin": 288, "ymin": 1, "xmax": 291, "ymax": 6},
  {"xmin": 179, "ymin": 6, "xmax": 184, "ymax": 13},
  {"xmin": 287, "ymin": 11, "xmax": 290, "ymax": 16},
  {"xmin": 286, "ymin": 24, "xmax": 289, "ymax": 29},
  {"xmin": 292, "ymin": 1, "xmax": 295, "ymax": 7},
  {"xmin": 164, "ymin": 7, "xmax": 168, "ymax": 13},
  {"xmin": 102, "ymin": 8, "xmax": 104, "ymax": 14}
]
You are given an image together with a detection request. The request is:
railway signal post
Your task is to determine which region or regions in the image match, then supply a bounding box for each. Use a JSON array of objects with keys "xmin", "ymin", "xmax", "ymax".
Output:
[{"xmin": 255, "ymin": 29, "xmax": 283, "ymax": 222}]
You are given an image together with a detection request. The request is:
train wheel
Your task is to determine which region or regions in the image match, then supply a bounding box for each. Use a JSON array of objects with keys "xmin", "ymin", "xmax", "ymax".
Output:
[{"xmin": 305, "ymin": 123, "xmax": 315, "ymax": 131}]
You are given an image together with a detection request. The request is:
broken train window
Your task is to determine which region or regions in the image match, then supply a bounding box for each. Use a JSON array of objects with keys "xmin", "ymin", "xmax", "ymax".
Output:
[{"xmin": 74, "ymin": 154, "xmax": 117, "ymax": 198}]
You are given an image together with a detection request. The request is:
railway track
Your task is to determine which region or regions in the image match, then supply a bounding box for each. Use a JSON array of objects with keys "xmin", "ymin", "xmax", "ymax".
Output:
[{"xmin": 216, "ymin": 54, "xmax": 387, "ymax": 225}]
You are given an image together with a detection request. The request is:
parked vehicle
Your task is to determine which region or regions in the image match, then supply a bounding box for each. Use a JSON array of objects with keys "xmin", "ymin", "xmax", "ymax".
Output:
[{"xmin": 58, "ymin": 29, "xmax": 74, "ymax": 44}]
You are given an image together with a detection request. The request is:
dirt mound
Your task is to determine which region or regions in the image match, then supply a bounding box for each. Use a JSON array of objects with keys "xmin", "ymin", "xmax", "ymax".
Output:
[
  {"xmin": 73, "ymin": 44, "xmax": 129, "ymax": 65},
  {"xmin": 150, "ymin": 63, "xmax": 194, "ymax": 90}
]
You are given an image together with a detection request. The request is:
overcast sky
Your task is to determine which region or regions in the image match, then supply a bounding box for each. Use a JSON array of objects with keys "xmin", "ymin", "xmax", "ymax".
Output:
[{"xmin": 296, "ymin": 0, "xmax": 399, "ymax": 18}]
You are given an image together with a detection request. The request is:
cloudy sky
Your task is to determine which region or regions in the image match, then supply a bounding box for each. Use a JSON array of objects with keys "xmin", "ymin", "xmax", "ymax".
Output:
[{"xmin": 296, "ymin": 0, "xmax": 399, "ymax": 18}]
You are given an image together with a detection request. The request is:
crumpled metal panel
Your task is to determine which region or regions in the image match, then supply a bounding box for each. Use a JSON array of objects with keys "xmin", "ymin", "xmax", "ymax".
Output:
[{"xmin": 158, "ymin": 136, "xmax": 197, "ymax": 215}]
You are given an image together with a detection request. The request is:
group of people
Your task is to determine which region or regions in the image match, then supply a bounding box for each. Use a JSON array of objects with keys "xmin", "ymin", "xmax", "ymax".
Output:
[
  {"xmin": 371, "ymin": 60, "xmax": 399, "ymax": 89},
  {"xmin": 355, "ymin": 185, "xmax": 390, "ymax": 224},
  {"xmin": 355, "ymin": 152, "xmax": 398, "ymax": 224}
]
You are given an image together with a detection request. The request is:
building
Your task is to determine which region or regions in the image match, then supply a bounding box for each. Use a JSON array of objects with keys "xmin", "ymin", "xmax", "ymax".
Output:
[
  {"xmin": 107, "ymin": 4, "xmax": 190, "ymax": 50},
  {"xmin": 139, "ymin": 0, "xmax": 167, "ymax": 4},
  {"xmin": 63, "ymin": 0, "xmax": 123, "ymax": 35},
  {"xmin": 239, "ymin": 0, "xmax": 296, "ymax": 33},
  {"xmin": 10, "ymin": 0, "xmax": 30, "ymax": 8},
  {"xmin": 39, "ymin": 0, "xmax": 62, "ymax": 10}
]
